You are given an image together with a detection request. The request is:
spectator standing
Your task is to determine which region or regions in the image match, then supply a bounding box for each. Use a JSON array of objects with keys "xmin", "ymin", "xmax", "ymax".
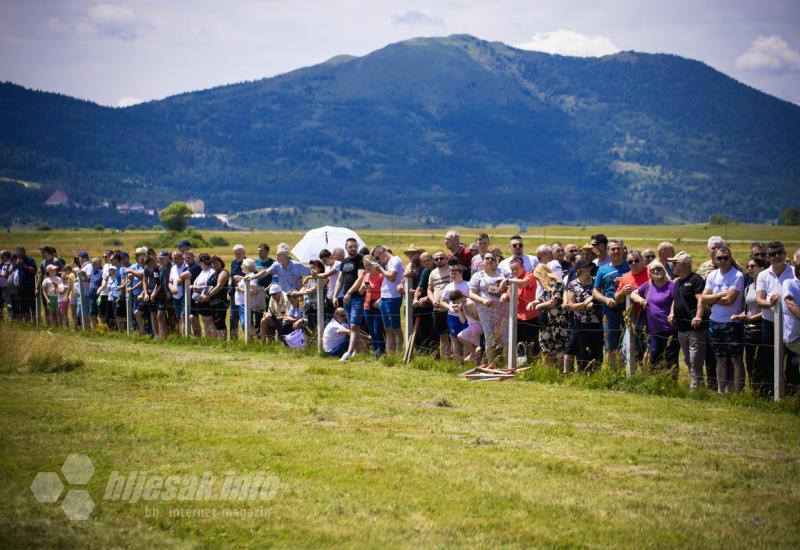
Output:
[{"xmin": 668, "ymin": 252, "xmax": 707, "ymax": 389}]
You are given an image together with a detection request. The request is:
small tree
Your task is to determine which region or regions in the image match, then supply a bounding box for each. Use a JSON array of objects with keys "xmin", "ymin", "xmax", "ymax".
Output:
[
  {"xmin": 780, "ymin": 207, "xmax": 800, "ymax": 226},
  {"xmin": 159, "ymin": 202, "xmax": 193, "ymax": 232},
  {"xmin": 709, "ymin": 214, "xmax": 732, "ymax": 226}
]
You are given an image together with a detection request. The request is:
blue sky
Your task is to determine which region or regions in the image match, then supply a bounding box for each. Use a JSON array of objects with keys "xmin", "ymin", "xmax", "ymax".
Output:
[{"xmin": 1, "ymin": 0, "xmax": 798, "ymax": 106}]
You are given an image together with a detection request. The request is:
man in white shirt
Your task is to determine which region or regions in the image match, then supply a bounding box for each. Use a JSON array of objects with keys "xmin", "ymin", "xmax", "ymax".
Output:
[
  {"xmin": 372, "ymin": 246, "xmax": 404, "ymax": 354},
  {"xmin": 499, "ymin": 235, "xmax": 538, "ymax": 278},
  {"xmin": 535, "ymin": 244, "xmax": 564, "ymax": 280},
  {"xmin": 782, "ymin": 250, "xmax": 800, "ymax": 356},
  {"xmin": 324, "ymin": 308, "xmax": 351, "ymax": 357},
  {"xmin": 755, "ymin": 241, "xmax": 795, "ymax": 395},
  {"xmin": 169, "ymin": 250, "xmax": 189, "ymax": 335}
]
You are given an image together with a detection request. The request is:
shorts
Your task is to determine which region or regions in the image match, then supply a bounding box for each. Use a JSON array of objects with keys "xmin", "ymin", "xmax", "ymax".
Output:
[
  {"xmin": 47, "ymin": 295, "xmax": 58, "ymax": 312},
  {"xmin": 195, "ymin": 300, "xmax": 211, "ymax": 317},
  {"xmin": 433, "ymin": 310, "xmax": 449, "ymax": 335},
  {"xmin": 458, "ymin": 322, "xmax": 482, "ymax": 347},
  {"xmin": 447, "ymin": 314, "xmax": 469, "ymax": 339},
  {"xmin": 115, "ymin": 297, "xmax": 127, "ymax": 318},
  {"xmin": 136, "ymin": 300, "xmax": 153, "ymax": 315},
  {"xmin": 709, "ymin": 321, "xmax": 744, "ymax": 358},
  {"xmin": 157, "ymin": 297, "xmax": 169, "ymax": 312},
  {"xmin": 379, "ymin": 297, "xmax": 402, "ymax": 329},
  {"xmin": 210, "ymin": 301, "xmax": 227, "ymax": 331},
  {"xmin": 58, "ymin": 300, "xmax": 69, "ymax": 314},
  {"xmin": 602, "ymin": 306, "xmax": 624, "ymax": 351},
  {"xmin": 173, "ymin": 297, "xmax": 184, "ymax": 318},
  {"xmin": 345, "ymin": 295, "xmax": 365, "ymax": 326}
]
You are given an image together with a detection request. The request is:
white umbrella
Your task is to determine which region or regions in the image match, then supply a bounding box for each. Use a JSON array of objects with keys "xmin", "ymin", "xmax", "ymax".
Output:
[{"xmin": 291, "ymin": 226, "xmax": 366, "ymax": 263}]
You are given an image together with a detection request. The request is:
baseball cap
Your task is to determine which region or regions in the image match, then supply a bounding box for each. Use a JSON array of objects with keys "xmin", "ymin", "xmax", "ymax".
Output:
[
  {"xmin": 667, "ymin": 251, "xmax": 692, "ymax": 262},
  {"xmin": 158, "ymin": 251, "xmax": 170, "ymax": 258},
  {"xmin": 268, "ymin": 283, "xmax": 282, "ymax": 295},
  {"xmin": 176, "ymin": 239, "xmax": 191, "ymax": 248},
  {"xmin": 78, "ymin": 250, "xmax": 90, "ymax": 259}
]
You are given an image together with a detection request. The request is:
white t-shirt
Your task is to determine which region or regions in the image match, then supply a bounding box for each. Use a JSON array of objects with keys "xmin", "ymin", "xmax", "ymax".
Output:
[
  {"xmin": 323, "ymin": 318, "xmax": 349, "ymax": 352},
  {"xmin": 705, "ymin": 268, "xmax": 744, "ymax": 323},
  {"xmin": 471, "ymin": 254, "xmax": 485, "ymax": 275},
  {"xmin": 193, "ymin": 267, "xmax": 214, "ymax": 295},
  {"xmin": 782, "ymin": 278, "xmax": 800, "ymax": 344},
  {"xmin": 80, "ymin": 262, "xmax": 93, "ymax": 295},
  {"xmin": 499, "ymin": 254, "xmax": 539, "ymax": 278},
  {"xmin": 326, "ymin": 260, "xmax": 342, "ymax": 300},
  {"xmin": 442, "ymin": 280, "xmax": 470, "ymax": 316},
  {"xmin": 380, "ymin": 255, "xmax": 404, "ymax": 299},
  {"xmin": 42, "ymin": 276, "xmax": 61, "ymax": 298},
  {"xmin": 169, "ymin": 263, "xmax": 188, "ymax": 299},
  {"xmin": 547, "ymin": 259, "xmax": 564, "ymax": 279},
  {"xmin": 756, "ymin": 263, "xmax": 795, "ymax": 322}
]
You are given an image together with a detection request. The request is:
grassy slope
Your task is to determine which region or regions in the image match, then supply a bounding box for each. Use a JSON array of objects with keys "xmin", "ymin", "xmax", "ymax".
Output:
[{"xmin": 1, "ymin": 326, "xmax": 798, "ymax": 548}]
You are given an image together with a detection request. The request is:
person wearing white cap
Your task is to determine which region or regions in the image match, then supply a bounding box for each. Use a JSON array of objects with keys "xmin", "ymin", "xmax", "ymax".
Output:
[{"xmin": 668, "ymin": 251, "xmax": 707, "ymax": 389}]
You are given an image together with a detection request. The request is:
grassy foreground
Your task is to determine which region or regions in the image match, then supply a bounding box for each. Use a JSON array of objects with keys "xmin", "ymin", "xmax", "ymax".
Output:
[{"xmin": 1, "ymin": 325, "xmax": 799, "ymax": 548}]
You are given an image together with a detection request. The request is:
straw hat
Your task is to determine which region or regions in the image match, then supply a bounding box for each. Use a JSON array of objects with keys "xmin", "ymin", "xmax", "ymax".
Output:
[{"xmin": 403, "ymin": 244, "xmax": 425, "ymax": 257}]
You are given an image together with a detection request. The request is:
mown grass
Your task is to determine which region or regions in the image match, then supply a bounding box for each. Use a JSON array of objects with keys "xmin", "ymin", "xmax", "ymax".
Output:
[{"xmin": 0, "ymin": 323, "xmax": 799, "ymax": 548}]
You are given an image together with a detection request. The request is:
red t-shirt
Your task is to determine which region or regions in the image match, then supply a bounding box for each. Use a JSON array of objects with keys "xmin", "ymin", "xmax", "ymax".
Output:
[
  {"xmin": 447, "ymin": 246, "xmax": 473, "ymax": 270},
  {"xmin": 364, "ymin": 272, "xmax": 383, "ymax": 305},
  {"xmin": 516, "ymin": 271, "xmax": 539, "ymax": 320},
  {"xmin": 617, "ymin": 270, "xmax": 650, "ymax": 292}
]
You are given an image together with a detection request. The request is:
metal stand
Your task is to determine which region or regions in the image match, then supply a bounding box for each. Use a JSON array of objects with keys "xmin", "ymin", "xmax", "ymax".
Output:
[
  {"xmin": 184, "ymin": 279, "xmax": 191, "ymax": 338},
  {"xmin": 507, "ymin": 282, "xmax": 518, "ymax": 370},
  {"xmin": 316, "ymin": 281, "xmax": 324, "ymax": 353},
  {"xmin": 774, "ymin": 303, "xmax": 785, "ymax": 401},
  {"xmin": 126, "ymin": 289, "xmax": 133, "ymax": 336},
  {"xmin": 243, "ymin": 279, "xmax": 250, "ymax": 343},
  {"xmin": 405, "ymin": 276, "xmax": 413, "ymax": 355},
  {"xmin": 625, "ymin": 296, "xmax": 635, "ymax": 378}
]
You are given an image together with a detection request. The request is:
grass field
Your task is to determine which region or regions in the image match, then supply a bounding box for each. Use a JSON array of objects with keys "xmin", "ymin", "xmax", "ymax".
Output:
[
  {"xmin": 2, "ymin": 224, "xmax": 799, "ymax": 266},
  {"xmin": 0, "ymin": 324, "xmax": 799, "ymax": 547}
]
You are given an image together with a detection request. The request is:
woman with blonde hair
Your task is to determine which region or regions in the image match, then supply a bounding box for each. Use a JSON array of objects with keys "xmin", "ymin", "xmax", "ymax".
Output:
[{"xmin": 532, "ymin": 263, "xmax": 569, "ymax": 366}]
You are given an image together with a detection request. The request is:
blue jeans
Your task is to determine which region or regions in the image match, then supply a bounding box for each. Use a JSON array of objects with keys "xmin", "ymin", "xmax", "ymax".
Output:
[
  {"xmin": 345, "ymin": 295, "xmax": 365, "ymax": 326},
  {"xmin": 327, "ymin": 338, "xmax": 350, "ymax": 357},
  {"xmin": 602, "ymin": 306, "xmax": 624, "ymax": 351},
  {"xmin": 378, "ymin": 297, "xmax": 402, "ymax": 329},
  {"xmin": 364, "ymin": 306, "xmax": 385, "ymax": 355}
]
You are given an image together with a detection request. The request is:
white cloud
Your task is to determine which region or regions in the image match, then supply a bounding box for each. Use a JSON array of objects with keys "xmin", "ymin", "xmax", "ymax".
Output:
[
  {"xmin": 735, "ymin": 35, "xmax": 800, "ymax": 72},
  {"xmin": 116, "ymin": 96, "xmax": 142, "ymax": 108},
  {"xmin": 86, "ymin": 4, "xmax": 152, "ymax": 41},
  {"xmin": 391, "ymin": 10, "xmax": 443, "ymax": 27},
  {"xmin": 516, "ymin": 29, "xmax": 620, "ymax": 57}
]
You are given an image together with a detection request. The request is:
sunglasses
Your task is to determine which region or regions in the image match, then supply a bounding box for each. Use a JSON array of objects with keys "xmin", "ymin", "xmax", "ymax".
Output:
[
  {"xmin": 716, "ymin": 256, "xmax": 730, "ymax": 261},
  {"xmin": 434, "ymin": 257, "xmax": 445, "ymax": 262},
  {"xmin": 629, "ymin": 258, "xmax": 641, "ymax": 264},
  {"xmin": 484, "ymin": 257, "xmax": 496, "ymax": 262},
  {"xmin": 643, "ymin": 255, "xmax": 655, "ymax": 260},
  {"xmin": 650, "ymin": 267, "xmax": 664, "ymax": 273},
  {"xmin": 511, "ymin": 243, "xmax": 524, "ymax": 249}
]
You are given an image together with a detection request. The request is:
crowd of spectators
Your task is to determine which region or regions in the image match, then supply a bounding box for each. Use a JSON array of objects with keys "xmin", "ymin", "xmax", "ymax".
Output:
[{"xmin": 2, "ymin": 232, "xmax": 799, "ymax": 397}]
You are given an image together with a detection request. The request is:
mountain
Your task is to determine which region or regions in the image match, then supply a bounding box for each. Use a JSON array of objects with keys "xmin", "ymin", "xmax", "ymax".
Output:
[{"xmin": 1, "ymin": 34, "xmax": 799, "ymax": 227}]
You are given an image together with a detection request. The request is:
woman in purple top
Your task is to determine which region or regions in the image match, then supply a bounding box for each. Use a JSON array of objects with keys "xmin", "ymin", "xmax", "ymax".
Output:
[{"xmin": 631, "ymin": 260, "xmax": 679, "ymax": 377}]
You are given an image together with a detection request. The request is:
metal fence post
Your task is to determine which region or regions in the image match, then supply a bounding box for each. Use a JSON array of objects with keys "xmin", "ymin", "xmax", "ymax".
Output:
[
  {"xmin": 126, "ymin": 288, "xmax": 133, "ymax": 336},
  {"xmin": 405, "ymin": 276, "xmax": 413, "ymax": 354},
  {"xmin": 774, "ymin": 303, "xmax": 785, "ymax": 401},
  {"xmin": 508, "ymin": 282, "xmax": 518, "ymax": 370},
  {"xmin": 625, "ymin": 295, "xmax": 634, "ymax": 378},
  {"xmin": 35, "ymin": 273, "xmax": 41, "ymax": 326},
  {"xmin": 184, "ymin": 279, "xmax": 191, "ymax": 338},
  {"xmin": 243, "ymin": 278, "xmax": 250, "ymax": 343},
  {"xmin": 316, "ymin": 280, "xmax": 324, "ymax": 353}
]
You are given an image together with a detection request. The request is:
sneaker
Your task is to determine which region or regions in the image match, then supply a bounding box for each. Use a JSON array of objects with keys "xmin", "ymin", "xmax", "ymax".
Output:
[{"xmin": 339, "ymin": 351, "xmax": 352, "ymax": 362}]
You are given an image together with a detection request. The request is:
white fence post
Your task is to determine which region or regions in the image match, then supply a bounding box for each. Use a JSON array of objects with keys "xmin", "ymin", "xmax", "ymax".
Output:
[
  {"xmin": 126, "ymin": 288, "xmax": 133, "ymax": 336},
  {"xmin": 184, "ymin": 279, "xmax": 191, "ymax": 338},
  {"xmin": 508, "ymin": 282, "xmax": 518, "ymax": 370},
  {"xmin": 243, "ymin": 278, "xmax": 251, "ymax": 343},
  {"xmin": 774, "ymin": 303, "xmax": 785, "ymax": 401},
  {"xmin": 405, "ymin": 276, "xmax": 413, "ymax": 354},
  {"xmin": 316, "ymin": 280, "xmax": 324, "ymax": 353},
  {"xmin": 625, "ymin": 295, "xmax": 635, "ymax": 378},
  {"xmin": 35, "ymin": 273, "xmax": 41, "ymax": 326}
]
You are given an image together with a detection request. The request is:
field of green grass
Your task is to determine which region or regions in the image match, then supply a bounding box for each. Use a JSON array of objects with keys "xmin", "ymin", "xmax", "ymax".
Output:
[
  {"xmin": 2, "ymin": 224, "xmax": 799, "ymax": 266},
  {"xmin": 1, "ymin": 324, "xmax": 799, "ymax": 547}
]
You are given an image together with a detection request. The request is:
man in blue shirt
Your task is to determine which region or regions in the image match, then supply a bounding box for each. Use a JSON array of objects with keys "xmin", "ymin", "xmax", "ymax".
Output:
[
  {"xmin": 592, "ymin": 239, "xmax": 630, "ymax": 362},
  {"xmin": 247, "ymin": 245, "xmax": 309, "ymax": 294}
]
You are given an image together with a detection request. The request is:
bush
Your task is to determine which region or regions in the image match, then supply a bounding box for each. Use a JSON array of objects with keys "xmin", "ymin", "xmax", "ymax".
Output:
[
  {"xmin": 138, "ymin": 229, "xmax": 209, "ymax": 251},
  {"xmin": 37, "ymin": 224, "xmax": 51, "ymax": 231},
  {"xmin": 94, "ymin": 224, "xmax": 105, "ymax": 231},
  {"xmin": 103, "ymin": 238, "xmax": 124, "ymax": 246},
  {"xmin": 0, "ymin": 328, "xmax": 84, "ymax": 373},
  {"xmin": 209, "ymin": 236, "xmax": 229, "ymax": 247}
]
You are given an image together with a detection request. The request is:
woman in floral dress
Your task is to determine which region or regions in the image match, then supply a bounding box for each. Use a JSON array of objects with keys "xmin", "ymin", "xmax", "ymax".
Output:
[{"xmin": 532, "ymin": 264, "xmax": 569, "ymax": 366}]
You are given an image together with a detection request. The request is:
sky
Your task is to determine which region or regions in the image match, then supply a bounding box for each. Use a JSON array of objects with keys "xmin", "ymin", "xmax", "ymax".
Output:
[{"xmin": 1, "ymin": 0, "xmax": 799, "ymax": 107}]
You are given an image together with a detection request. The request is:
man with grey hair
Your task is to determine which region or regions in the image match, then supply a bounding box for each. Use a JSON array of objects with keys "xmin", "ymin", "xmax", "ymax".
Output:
[
  {"xmin": 658, "ymin": 242, "xmax": 676, "ymax": 278},
  {"xmin": 445, "ymin": 230, "xmax": 472, "ymax": 270},
  {"xmin": 698, "ymin": 236, "xmax": 725, "ymax": 279},
  {"xmin": 537, "ymin": 244, "xmax": 564, "ymax": 279},
  {"xmin": 247, "ymin": 244, "xmax": 310, "ymax": 294},
  {"xmin": 668, "ymin": 251, "xmax": 707, "ymax": 389}
]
